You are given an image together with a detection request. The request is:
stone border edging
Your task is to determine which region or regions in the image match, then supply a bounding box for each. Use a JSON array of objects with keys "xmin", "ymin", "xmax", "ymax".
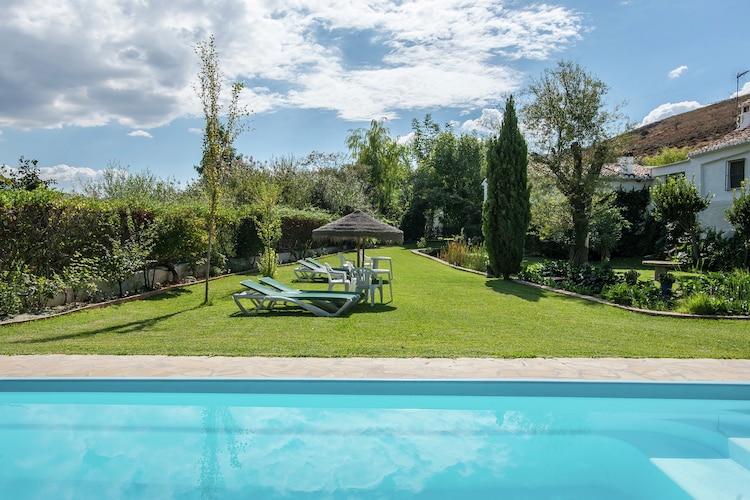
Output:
[
  {"xmin": 0, "ymin": 274, "xmax": 231, "ymax": 326},
  {"xmin": 412, "ymin": 249, "xmax": 750, "ymax": 320}
]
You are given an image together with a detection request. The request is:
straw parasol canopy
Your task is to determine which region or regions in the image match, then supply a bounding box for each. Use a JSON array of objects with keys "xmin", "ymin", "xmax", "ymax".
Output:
[{"xmin": 312, "ymin": 210, "xmax": 404, "ymax": 267}]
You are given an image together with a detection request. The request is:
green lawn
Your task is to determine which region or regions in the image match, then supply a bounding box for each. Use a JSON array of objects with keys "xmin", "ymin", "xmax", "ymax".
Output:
[{"xmin": 1, "ymin": 247, "xmax": 748, "ymax": 358}]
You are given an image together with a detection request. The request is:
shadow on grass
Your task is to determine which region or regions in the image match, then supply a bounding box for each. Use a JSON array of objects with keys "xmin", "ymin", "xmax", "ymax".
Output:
[
  {"xmin": 142, "ymin": 288, "xmax": 193, "ymax": 301},
  {"xmin": 486, "ymin": 278, "xmax": 630, "ymax": 311},
  {"xmin": 230, "ymin": 303, "xmax": 396, "ymax": 318},
  {"xmin": 484, "ymin": 279, "xmax": 545, "ymax": 303},
  {"xmin": 11, "ymin": 305, "xmax": 203, "ymax": 344}
]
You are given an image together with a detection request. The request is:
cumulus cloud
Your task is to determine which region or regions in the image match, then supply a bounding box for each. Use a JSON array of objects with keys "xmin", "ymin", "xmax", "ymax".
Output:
[
  {"xmin": 37, "ymin": 164, "xmax": 120, "ymax": 193},
  {"xmin": 0, "ymin": 0, "xmax": 584, "ymax": 129},
  {"xmin": 639, "ymin": 101, "xmax": 703, "ymax": 126},
  {"xmin": 668, "ymin": 65, "xmax": 688, "ymax": 79},
  {"xmin": 730, "ymin": 81, "xmax": 750, "ymax": 99},
  {"xmin": 127, "ymin": 130, "xmax": 153, "ymax": 138},
  {"xmin": 396, "ymin": 131, "xmax": 415, "ymax": 146},
  {"xmin": 461, "ymin": 108, "xmax": 504, "ymax": 135}
]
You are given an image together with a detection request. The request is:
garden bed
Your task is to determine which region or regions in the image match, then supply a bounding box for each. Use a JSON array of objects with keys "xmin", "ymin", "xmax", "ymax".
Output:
[{"xmin": 414, "ymin": 249, "xmax": 750, "ymax": 320}]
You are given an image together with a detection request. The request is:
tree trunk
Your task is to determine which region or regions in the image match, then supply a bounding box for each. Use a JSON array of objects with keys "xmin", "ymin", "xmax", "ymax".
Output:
[
  {"xmin": 570, "ymin": 206, "xmax": 590, "ymax": 266},
  {"xmin": 164, "ymin": 263, "xmax": 179, "ymax": 284},
  {"xmin": 689, "ymin": 230, "xmax": 701, "ymax": 268},
  {"xmin": 204, "ymin": 224, "xmax": 213, "ymax": 303}
]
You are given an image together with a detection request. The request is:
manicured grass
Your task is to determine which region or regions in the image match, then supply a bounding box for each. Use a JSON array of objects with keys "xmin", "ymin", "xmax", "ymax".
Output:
[{"xmin": 1, "ymin": 247, "xmax": 748, "ymax": 358}]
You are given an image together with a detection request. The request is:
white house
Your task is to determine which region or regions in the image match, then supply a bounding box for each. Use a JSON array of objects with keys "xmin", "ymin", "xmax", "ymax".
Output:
[{"xmin": 646, "ymin": 99, "xmax": 750, "ymax": 234}]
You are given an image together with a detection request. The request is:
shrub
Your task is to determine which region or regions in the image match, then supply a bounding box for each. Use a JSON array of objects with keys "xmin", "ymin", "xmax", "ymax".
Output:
[
  {"xmin": 519, "ymin": 260, "xmax": 621, "ymax": 296},
  {"xmin": 438, "ymin": 239, "xmax": 488, "ymax": 272},
  {"xmin": 700, "ymin": 228, "xmax": 745, "ymax": 271},
  {"xmin": 15, "ymin": 268, "xmax": 65, "ymax": 312},
  {"xmin": 623, "ymin": 269, "xmax": 640, "ymax": 285},
  {"xmin": 677, "ymin": 292, "xmax": 729, "ymax": 315},
  {"xmin": 0, "ymin": 270, "xmax": 23, "ymax": 317},
  {"xmin": 675, "ymin": 270, "xmax": 750, "ymax": 315},
  {"xmin": 602, "ymin": 282, "xmax": 667, "ymax": 310},
  {"xmin": 62, "ymin": 253, "xmax": 100, "ymax": 305},
  {"xmin": 440, "ymin": 239, "xmax": 468, "ymax": 267},
  {"xmin": 641, "ymin": 146, "xmax": 691, "ymax": 166}
]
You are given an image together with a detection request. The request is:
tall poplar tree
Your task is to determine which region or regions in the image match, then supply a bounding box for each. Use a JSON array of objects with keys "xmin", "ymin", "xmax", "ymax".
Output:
[
  {"xmin": 483, "ymin": 96, "xmax": 530, "ymax": 279},
  {"xmin": 195, "ymin": 35, "xmax": 246, "ymax": 303}
]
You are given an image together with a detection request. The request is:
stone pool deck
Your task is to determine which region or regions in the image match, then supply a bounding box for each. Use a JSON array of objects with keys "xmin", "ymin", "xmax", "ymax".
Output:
[{"xmin": 1, "ymin": 355, "xmax": 749, "ymax": 381}]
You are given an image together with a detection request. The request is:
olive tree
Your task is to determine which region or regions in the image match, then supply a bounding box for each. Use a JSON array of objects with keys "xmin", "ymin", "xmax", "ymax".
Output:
[{"xmin": 522, "ymin": 61, "xmax": 626, "ymax": 265}]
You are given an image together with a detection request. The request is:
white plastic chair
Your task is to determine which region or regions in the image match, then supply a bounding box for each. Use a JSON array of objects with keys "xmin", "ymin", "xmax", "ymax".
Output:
[
  {"xmin": 338, "ymin": 252, "xmax": 355, "ymax": 270},
  {"xmin": 350, "ymin": 267, "xmax": 383, "ymax": 306},
  {"xmin": 325, "ymin": 263, "xmax": 351, "ymax": 292}
]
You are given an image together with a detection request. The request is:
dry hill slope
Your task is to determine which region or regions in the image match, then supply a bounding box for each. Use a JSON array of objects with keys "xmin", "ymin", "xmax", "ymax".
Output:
[{"xmin": 623, "ymin": 98, "xmax": 739, "ymax": 159}]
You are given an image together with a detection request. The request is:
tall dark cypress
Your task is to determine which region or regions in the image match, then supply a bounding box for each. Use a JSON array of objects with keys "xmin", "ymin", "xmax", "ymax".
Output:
[{"xmin": 482, "ymin": 96, "xmax": 530, "ymax": 279}]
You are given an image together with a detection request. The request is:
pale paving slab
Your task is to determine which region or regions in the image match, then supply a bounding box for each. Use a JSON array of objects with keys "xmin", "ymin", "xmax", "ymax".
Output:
[{"xmin": 0, "ymin": 355, "xmax": 749, "ymax": 381}]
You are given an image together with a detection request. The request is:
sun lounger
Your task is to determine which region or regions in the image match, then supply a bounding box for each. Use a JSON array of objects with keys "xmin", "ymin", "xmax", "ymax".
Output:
[
  {"xmin": 257, "ymin": 277, "xmax": 300, "ymax": 293},
  {"xmin": 233, "ymin": 280, "xmax": 362, "ymax": 317},
  {"xmin": 305, "ymin": 257, "xmax": 326, "ymax": 267},
  {"xmin": 306, "ymin": 257, "xmax": 351, "ymax": 275},
  {"xmin": 292, "ymin": 259, "xmax": 329, "ymax": 281}
]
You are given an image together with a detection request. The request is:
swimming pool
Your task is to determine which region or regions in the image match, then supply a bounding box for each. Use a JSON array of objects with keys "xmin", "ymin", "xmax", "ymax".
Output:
[{"xmin": 1, "ymin": 379, "xmax": 749, "ymax": 499}]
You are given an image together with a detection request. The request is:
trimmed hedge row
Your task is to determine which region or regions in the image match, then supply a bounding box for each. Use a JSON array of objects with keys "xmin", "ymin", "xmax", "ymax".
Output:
[{"xmin": 0, "ymin": 189, "xmax": 334, "ymax": 316}]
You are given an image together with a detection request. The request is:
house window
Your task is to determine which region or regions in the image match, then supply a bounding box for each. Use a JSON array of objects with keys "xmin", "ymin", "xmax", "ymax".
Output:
[{"xmin": 726, "ymin": 159, "xmax": 746, "ymax": 190}]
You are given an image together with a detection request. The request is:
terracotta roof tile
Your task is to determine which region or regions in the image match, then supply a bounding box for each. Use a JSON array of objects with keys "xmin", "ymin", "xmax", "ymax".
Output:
[{"xmin": 689, "ymin": 126, "xmax": 750, "ymax": 156}]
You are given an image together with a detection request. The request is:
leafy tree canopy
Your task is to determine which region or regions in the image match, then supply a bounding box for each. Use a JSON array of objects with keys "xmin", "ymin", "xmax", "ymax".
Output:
[{"xmin": 522, "ymin": 60, "xmax": 627, "ymax": 265}]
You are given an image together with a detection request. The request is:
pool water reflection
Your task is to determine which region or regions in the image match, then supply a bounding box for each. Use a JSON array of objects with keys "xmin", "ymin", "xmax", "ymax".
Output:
[{"xmin": 1, "ymin": 379, "xmax": 749, "ymax": 499}]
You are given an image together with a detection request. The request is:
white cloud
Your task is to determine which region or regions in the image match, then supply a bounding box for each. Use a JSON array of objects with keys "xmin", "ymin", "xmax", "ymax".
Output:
[
  {"xmin": 668, "ymin": 65, "xmax": 688, "ymax": 79},
  {"xmin": 461, "ymin": 108, "xmax": 503, "ymax": 135},
  {"xmin": 730, "ymin": 81, "xmax": 750, "ymax": 99},
  {"xmin": 127, "ymin": 130, "xmax": 153, "ymax": 138},
  {"xmin": 0, "ymin": 0, "xmax": 584, "ymax": 129},
  {"xmin": 639, "ymin": 101, "xmax": 703, "ymax": 126},
  {"xmin": 188, "ymin": 127, "xmax": 203, "ymax": 135},
  {"xmin": 37, "ymin": 164, "xmax": 122, "ymax": 193},
  {"xmin": 396, "ymin": 131, "xmax": 415, "ymax": 146}
]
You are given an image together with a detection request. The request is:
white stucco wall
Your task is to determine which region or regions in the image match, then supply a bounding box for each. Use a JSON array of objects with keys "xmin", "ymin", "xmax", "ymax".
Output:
[{"xmin": 647, "ymin": 142, "xmax": 750, "ymax": 235}]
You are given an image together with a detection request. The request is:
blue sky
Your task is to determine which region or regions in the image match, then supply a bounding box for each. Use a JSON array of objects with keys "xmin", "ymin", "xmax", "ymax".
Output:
[{"xmin": 1, "ymin": 0, "xmax": 749, "ymax": 191}]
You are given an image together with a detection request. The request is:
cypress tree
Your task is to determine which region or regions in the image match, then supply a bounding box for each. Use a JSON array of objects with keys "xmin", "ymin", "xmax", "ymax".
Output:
[{"xmin": 482, "ymin": 95, "xmax": 530, "ymax": 279}]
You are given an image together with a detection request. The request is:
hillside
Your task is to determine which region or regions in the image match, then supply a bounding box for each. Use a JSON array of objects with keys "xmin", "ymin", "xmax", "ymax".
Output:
[{"xmin": 622, "ymin": 98, "xmax": 739, "ymax": 159}]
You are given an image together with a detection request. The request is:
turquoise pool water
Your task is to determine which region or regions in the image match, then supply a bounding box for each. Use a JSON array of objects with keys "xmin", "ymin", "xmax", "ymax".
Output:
[{"xmin": 1, "ymin": 379, "xmax": 749, "ymax": 499}]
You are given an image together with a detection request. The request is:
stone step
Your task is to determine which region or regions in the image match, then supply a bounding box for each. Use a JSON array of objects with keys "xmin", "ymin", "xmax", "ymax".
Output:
[
  {"xmin": 651, "ymin": 457, "xmax": 750, "ymax": 499},
  {"xmin": 729, "ymin": 437, "xmax": 750, "ymax": 470}
]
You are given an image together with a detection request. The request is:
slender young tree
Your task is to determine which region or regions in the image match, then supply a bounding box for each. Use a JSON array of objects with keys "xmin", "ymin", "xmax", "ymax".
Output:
[
  {"xmin": 252, "ymin": 181, "xmax": 282, "ymax": 278},
  {"xmin": 482, "ymin": 96, "xmax": 530, "ymax": 279},
  {"xmin": 195, "ymin": 35, "xmax": 246, "ymax": 303}
]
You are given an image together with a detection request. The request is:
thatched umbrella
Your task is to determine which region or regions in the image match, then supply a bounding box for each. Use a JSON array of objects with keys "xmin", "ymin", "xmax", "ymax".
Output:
[{"xmin": 312, "ymin": 210, "xmax": 404, "ymax": 267}]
